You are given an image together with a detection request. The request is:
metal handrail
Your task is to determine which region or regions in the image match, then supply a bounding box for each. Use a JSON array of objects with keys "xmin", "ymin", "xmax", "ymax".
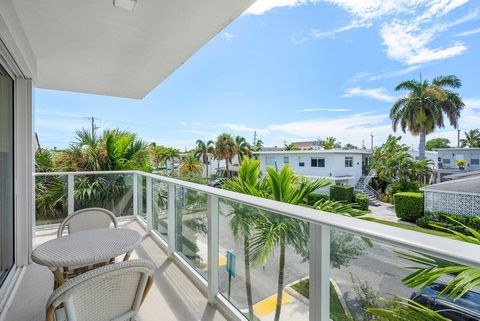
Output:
[{"xmin": 35, "ymin": 170, "xmax": 480, "ymax": 268}]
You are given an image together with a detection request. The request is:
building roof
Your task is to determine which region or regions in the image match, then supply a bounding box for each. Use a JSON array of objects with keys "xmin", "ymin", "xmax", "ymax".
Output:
[
  {"xmin": 434, "ymin": 148, "xmax": 480, "ymax": 151},
  {"xmin": 3, "ymin": 0, "xmax": 254, "ymax": 98},
  {"xmin": 444, "ymin": 170, "xmax": 480, "ymax": 180},
  {"xmin": 253, "ymin": 149, "xmax": 372, "ymax": 155},
  {"xmin": 421, "ymin": 176, "xmax": 480, "ymax": 195}
]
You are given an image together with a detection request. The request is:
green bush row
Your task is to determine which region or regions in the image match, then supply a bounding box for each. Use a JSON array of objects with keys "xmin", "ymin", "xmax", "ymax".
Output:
[
  {"xmin": 353, "ymin": 193, "xmax": 370, "ymax": 211},
  {"xmin": 330, "ymin": 185, "xmax": 354, "ymax": 203},
  {"xmin": 394, "ymin": 192, "xmax": 424, "ymax": 222},
  {"xmin": 416, "ymin": 211, "xmax": 480, "ymax": 233}
]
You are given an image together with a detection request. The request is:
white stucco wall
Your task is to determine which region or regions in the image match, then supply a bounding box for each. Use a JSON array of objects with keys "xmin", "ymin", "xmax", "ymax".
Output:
[{"xmin": 437, "ymin": 149, "xmax": 480, "ymax": 170}]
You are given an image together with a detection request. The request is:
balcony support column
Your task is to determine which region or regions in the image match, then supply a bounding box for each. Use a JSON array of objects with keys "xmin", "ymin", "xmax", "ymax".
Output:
[
  {"xmin": 133, "ymin": 172, "xmax": 138, "ymax": 217},
  {"xmin": 309, "ymin": 223, "xmax": 330, "ymax": 321},
  {"xmin": 67, "ymin": 173, "xmax": 74, "ymax": 214},
  {"xmin": 146, "ymin": 177, "xmax": 153, "ymax": 230},
  {"xmin": 207, "ymin": 194, "xmax": 219, "ymax": 304},
  {"xmin": 167, "ymin": 183, "xmax": 176, "ymax": 257}
]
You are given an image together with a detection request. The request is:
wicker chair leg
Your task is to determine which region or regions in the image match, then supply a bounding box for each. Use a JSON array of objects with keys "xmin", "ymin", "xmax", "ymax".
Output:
[
  {"xmin": 46, "ymin": 305, "xmax": 56, "ymax": 321},
  {"xmin": 141, "ymin": 276, "xmax": 154, "ymax": 305}
]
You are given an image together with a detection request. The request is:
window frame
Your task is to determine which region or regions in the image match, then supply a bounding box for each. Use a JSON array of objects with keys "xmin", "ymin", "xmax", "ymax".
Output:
[
  {"xmin": 311, "ymin": 157, "xmax": 325, "ymax": 168},
  {"xmin": 471, "ymin": 153, "xmax": 479, "ymax": 165},
  {"xmin": 265, "ymin": 156, "xmax": 275, "ymax": 166},
  {"xmin": 345, "ymin": 156, "xmax": 353, "ymax": 168}
]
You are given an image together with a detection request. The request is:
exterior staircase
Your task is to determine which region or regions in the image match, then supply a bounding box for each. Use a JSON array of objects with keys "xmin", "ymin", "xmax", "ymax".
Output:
[{"xmin": 354, "ymin": 169, "xmax": 381, "ymax": 206}]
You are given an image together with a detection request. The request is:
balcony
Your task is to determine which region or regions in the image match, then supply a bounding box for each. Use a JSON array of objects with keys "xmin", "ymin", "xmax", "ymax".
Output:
[{"xmin": 8, "ymin": 170, "xmax": 480, "ymax": 321}]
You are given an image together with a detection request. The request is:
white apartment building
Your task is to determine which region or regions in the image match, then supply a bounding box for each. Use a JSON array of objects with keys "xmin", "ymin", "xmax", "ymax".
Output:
[
  {"xmin": 253, "ymin": 150, "xmax": 372, "ymax": 186},
  {"xmin": 434, "ymin": 148, "xmax": 480, "ymax": 182}
]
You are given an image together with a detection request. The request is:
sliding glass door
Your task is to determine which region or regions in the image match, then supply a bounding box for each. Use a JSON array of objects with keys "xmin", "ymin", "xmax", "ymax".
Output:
[{"xmin": 0, "ymin": 64, "xmax": 14, "ymax": 286}]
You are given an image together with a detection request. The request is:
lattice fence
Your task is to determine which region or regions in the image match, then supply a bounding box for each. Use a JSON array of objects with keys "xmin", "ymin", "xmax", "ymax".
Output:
[{"xmin": 424, "ymin": 191, "xmax": 480, "ymax": 216}]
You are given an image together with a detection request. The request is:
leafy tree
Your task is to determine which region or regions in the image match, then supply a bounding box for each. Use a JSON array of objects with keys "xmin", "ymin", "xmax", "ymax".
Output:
[
  {"xmin": 390, "ymin": 75, "xmax": 464, "ymax": 160},
  {"xmin": 235, "ymin": 136, "xmax": 252, "ymax": 164},
  {"xmin": 179, "ymin": 152, "xmax": 204, "ymax": 177},
  {"xmin": 343, "ymin": 143, "xmax": 358, "ymax": 150},
  {"xmin": 460, "ymin": 129, "xmax": 480, "ymax": 148},
  {"xmin": 161, "ymin": 147, "xmax": 180, "ymax": 174},
  {"xmin": 284, "ymin": 143, "xmax": 301, "ymax": 151},
  {"xmin": 425, "ymin": 138, "xmax": 450, "ymax": 151},
  {"xmin": 194, "ymin": 139, "xmax": 215, "ymax": 178},
  {"xmin": 323, "ymin": 137, "xmax": 336, "ymax": 150},
  {"xmin": 254, "ymin": 139, "xmax": 264, "ymax": 151},
  {"xmin": 215, "ymin": 133, "xmax": 237, "ymax": 178}
]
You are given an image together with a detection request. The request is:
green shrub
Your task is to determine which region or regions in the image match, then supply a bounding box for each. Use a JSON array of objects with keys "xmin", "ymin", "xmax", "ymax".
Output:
[
  {"xmin": 354, "ymin": 193, "xmax": 370, "ymax": 211},
  {"xmin": 394, "ymin": 192, "xmax": 424, "ymax": 222},
  {"xmin": 330, "ymin": 185, "xmax": 354, "ymax": 203},
  {"xmin": 416, "ymin": 211, "xmax": 480, "ymax": 234},
  {"xmin": 305, "ymin": 193, "xmax": 330, "ymax": 206}
]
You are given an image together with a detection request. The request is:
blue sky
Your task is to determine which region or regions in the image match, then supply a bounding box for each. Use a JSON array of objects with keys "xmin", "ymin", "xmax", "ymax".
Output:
[{"xmin": 35, "ymin": 0, "xmax": 480, "ymax": 150}]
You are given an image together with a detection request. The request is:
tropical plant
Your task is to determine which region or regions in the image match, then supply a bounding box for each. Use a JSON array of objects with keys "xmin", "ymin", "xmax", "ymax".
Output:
[
  {"xmin": 250, "ymin": 166, "xmax": 330, "ymax": 321},
  {"xmin": 194, "ymin": 139, "xmax": 215, "ymax": 178},
  {"xmin": 284, "ymin": 143, "xmax": 301, "ymax": 151},
  {"xmin": 149, "ymin": 145, "xmax": 167, "ymax": 170},
  {"xmin": 235, "ymin": 136, "xmax": 252, "ymax": 164},
  {"xmin": 161, "ymin": 147, "xmax": 180, "ymax": 174},
  {"xmin": 222, "ymin": 158, "xmax": 267, "ymax": 320},
  {"xmin": 425, "ymin": 138, "xmax": 450, "ymax": 151},
  {"xmin": 254, "ymin": 139, "xmax": 264, "ymax": 151},
  {"xmin": 179, "ymin": 152, "xmax": 204, "ymax": 177},
  {"xmin": 455, "ymin": 159, "xmax": 467, "ymax": 169},
  {"xmin": 215, "ymin": 133, "xmax": 237, "ymax": 178},
  {"xmin": 390, "ymin": 75, "xmax": 464, "ymax": 160},
  {"xmin": 460, "ymin": 129, "xmax": 480, "ymax": 148},
  {"xmin": 323, "ymin": 137, "xmax": 336, "ymax": 150}
]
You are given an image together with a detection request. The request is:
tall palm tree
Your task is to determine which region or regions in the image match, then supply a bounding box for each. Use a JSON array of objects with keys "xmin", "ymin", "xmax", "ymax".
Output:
[
  {"xmin": 222, "ymin": 158, "xmax": 267, "ymax": 320},
  {"xmin": 460, "ymin": 129, "xmax": 480, "ymax": 148},
  {"xmin": 195, "ymin": 139, "xmax": 215, "ymax": 178},
  {"xmin": 179, "ymin": 152, "xmax": 204, "ymax": 177},
  {"xmin": 161, "ymin": 147, "xmax": 180, "ymax": 174},
  {"xmin": 391, "ymin": 75, "xmax": 464, "ymax": 160},
  {"xmin": 250, "ymin": 166, "xmax": 330, "ymax": 321},
  {"xmin": 215, "ymin": 133, "xmax": 237, "ymax": 178},
  {"xmin": 235, "ymin": 136, "xmax": 252, "ymax": 164},
  {"xmin": 149, "ymin": 145, "xmax": 167, "ymax": 170},
  {"xmin": 254, "ymin": 139, "xmax": 264, "ymax": 151}
]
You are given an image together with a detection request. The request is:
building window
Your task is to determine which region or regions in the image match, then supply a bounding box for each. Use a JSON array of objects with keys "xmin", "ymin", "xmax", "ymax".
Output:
[
  {"xmin": 299, "ymin": 162, "xmax": 305, "ymax": 167},
  {"xmin": 472, "ymin": 153, "xmax": 479, "ymax": 165},
  {"xmin": 265, "ymin": 157, "xmax": 274, "ymax": 166},
  {"xmin": 345, "ymin": 156, "xmax": 353, "ymax": 167},
  {"xmin": 443, "ymin": 158, "xmax": 451, "ymax": 164},
  {"xmin": 284, "ymin": 157, "xmax": 289, "ymax": 164},
  {"xmin": 311, "ymin": 157, "xmax": 325, "ymax": 167}
]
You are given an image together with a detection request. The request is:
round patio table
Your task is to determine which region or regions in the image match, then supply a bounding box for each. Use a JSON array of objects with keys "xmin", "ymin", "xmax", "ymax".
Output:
[{"xmin": 32, "ymin": 228, "xmax": 142, "ymax": 285}]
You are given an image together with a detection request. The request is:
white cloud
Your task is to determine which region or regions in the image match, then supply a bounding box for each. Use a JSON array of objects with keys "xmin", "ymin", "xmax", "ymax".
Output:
[
  {"xmin": 297, "ymin": 107, "xmax": 352, "ymax": 113},
  {"xmin": 245, "ymin": 0, "xmax": 319, "ymax": 15},
  {"xmin": 310, "ymin": 21, "xmax": 367, "ymax": 39},
  {"xmin": 343, "ymin": 87, "xmax": 397, "ymax": 103},
  {"xmin": 222, "ymin": 123, "xmax": 270, "ymax": 135},
  {"xmin": 367, "ymin": 66, "xmax": 420, "ymax": 81},
  {"xmin": 222, "ymin": 32, "xmax": 236, "ymax": 41},
  {"xmin": 464, "ymin": 98, "xmax": 480, "ymax": 109},
  {"xmin": 454, "ymin": 27, "xmax": 480, "ymax": 37}
]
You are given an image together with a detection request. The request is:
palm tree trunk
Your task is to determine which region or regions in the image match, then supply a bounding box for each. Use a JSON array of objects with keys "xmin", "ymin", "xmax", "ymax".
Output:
[
  {"xmin": 226, "ymin": 158, "xmax": 230, "ymax": 178},
  {"xmin": 244, "ymin": 237, "xmax": 254, "ymax": 320},
  {"xmin": 274, "ymin": 243, "xmax": 286, "ymax": 321},
  {"xmin": 205, "ymin": 155, "xmax": 209, "ymax": 179},
  {"xmin": 419, "ymin": 126, "xmax": 426, "ymax": 161}
]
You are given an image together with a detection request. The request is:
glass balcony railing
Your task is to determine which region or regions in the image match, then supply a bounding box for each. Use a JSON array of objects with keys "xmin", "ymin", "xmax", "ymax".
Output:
[{"xmin": 34, "ymin": 170, "xmax": 480, "ymax": 321}]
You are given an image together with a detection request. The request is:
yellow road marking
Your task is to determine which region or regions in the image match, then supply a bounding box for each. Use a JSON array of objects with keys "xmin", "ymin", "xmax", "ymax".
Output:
[
  {"xmin": 218, "ymin": 255, "xmax": 227, "ymax": 266},
  {"xmin": 253, "ymin": 293, "xmax": 293, "ymax": 317}
]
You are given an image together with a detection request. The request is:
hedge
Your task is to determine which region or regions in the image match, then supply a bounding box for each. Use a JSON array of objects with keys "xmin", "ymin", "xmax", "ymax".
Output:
[
  {"xmin": 354, "ymin": 193, "xmax": 370, "ymax": 211},
  {"xmin": 394, "ymin": 192, "xmax": 424, "ymax": 222},
  {"xmin": 305, "ymin": 193, "xmax": 330, "ymax": 206},
  {"xmin": 416, "ymin": 211, "xmax": 480, "ymax": 234},
  {"xmin": 330, "ymin": 185, "xmax": 354, "ymax": 203}
]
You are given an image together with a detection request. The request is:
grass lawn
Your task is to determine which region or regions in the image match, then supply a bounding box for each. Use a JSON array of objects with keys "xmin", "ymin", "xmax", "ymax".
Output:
[
  {"xmin": 361, "ymin": 217, "xmax": 461, "ymax": 240},
  {"xmin": 291, "ymin": 279, "xmax": 350, "ymax": 321}
]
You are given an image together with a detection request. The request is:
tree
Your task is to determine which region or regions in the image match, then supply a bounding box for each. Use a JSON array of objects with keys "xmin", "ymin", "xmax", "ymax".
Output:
[
  {"xmin": 215, "ymin": 133, "xmax": 237, "ymax": 178},
  {"xmin": 179, "ymin": 152, "xmax": 204, "ymax": 177},
  {"xmin": 323, "ymin": 137, "xmax": 336, "ymax": 150},
  {"xmin": 161, "ymin": 147, "xmax": 180, "ymax": 174},
  {"xmin": 222, "ymin": 158, "xmax": 267, "ymax": 320},
  {"xmin": 460, "ymin": 129, "xmax": 480, "ymax": 148},
  {"xmin": 195, "ymin": 139, "xmax": 215, "ymax": 178},
  {"xmin": 254, "ymin": 139, "xmax": 264, "ymax": 151},
  {"xmin": 234, "ymin": 136, "xmax": 252, "ymax": 164},
  {"xmin": 390, "ymin": 75, "xmax": 464, "ymax": 160},
  {"xmin": 284, "ymin": 143, "xmax": 301, "ymax": 151},
  {"xmin": 425, "ymin": 138, "xmax": 450, "ymax": 151},
  {"xmin": 250, "ymin": 165, "xmax": 330, "ymax": 321}
]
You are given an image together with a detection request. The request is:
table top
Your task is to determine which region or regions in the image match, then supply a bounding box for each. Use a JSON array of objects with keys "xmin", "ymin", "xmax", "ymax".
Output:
[{"xmin": 32, "ymin": 228, "xmax": 142, "ymax": 268}]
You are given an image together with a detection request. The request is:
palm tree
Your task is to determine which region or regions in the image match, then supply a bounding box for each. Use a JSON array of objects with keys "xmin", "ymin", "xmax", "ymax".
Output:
[
  {"xmin": 323, "ymin": 137, "xmax": 336, "ymax": 150},
  {"xmin": 195, "ymin": 139, "xmax": 215, "ymax": 178},
  {"xmin": 391, "ymin": 75, "xmax": 464, "ymax": 160},
  {"xmin": 215, "ymin": 133, "xmax": 237, "ymax": 178},
  {"xmin": 284, "ymin": 143, "xmax": 300, "ymax": 151},
  {"xmin": 460, "ymin": 129, "xmax": 480, "ymax": 148},
  {"xmin": 250, "ymin": 166, "xmax": 330, "ymax": 321},
  {"xmin": 235, "ymin": 136, "xmax": 252, "ymax": 164},
  {"xmin": 179, "ymin": 152, "xmax": 204, "ymax": 177},
  {"xmin": 222, "ymin": 158, "xmax": 267, "ymax": 320},
  {"xmin": 161, "ymin": 147, "xmax": 180, "ymax": 174},
  {"xmin": 254, "ymin": 139, "xmax": 264, "ymax": 151}
]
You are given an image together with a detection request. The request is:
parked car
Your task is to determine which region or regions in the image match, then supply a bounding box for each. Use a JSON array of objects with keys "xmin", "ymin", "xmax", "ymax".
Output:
[
  {"xmin": 411, "ymin": 283, "xmax": 480, "ymax": 320},
  {"xmin": 208, "ymin": 178, "xmax": 228, "ymax": 188}
]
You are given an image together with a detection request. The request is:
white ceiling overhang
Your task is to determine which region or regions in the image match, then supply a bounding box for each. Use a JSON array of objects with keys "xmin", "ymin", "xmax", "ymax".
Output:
[{"xmin": 8, "ymin": 0, "xmax": 255, "ymax": 98}]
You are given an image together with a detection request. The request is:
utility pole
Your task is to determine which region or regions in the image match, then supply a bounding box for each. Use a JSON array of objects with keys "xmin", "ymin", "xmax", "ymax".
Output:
[
  {"xmin": 86, "ymin": 116, "xmax": 99, "ymax": 137},
  {"xmin": 457, "ymin": 129, "xmax": 461, "ymax": 147},
  {"xmin": 370, "ymin": 132, "xmax": 374, "ymax": 151},
  {"xmin": 253, "ymin": 130, "xmax": 257, "ymax": 147}
]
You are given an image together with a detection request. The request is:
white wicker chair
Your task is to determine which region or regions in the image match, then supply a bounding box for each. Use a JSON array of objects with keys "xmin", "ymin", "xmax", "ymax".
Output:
[
  {"xmin": 46, "ymin": 259, "xmax": 155, "ymax": 321},
  {"xmin": 57, "ymin": 207, "xmax": 118, "ymax": 238}
]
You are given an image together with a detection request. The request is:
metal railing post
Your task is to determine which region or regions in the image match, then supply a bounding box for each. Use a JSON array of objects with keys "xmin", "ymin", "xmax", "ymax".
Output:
[
  {"xmin": 133, "ymin": 172, "xmax": 138, "ymax": 217},
  {"xmin": 167, "ymin": 183, "xmax": 176, "ymax": 257},
  {"xmin": 207, "ymin": 194, "xmax": 219, "ymax": 304},
  {"xmin": 146, "ymin": 177, "xmax": 153, "ymax": 230},
  {"xmin": 67, "ymin": 173, "xmax": 74, "ymax": 214},
  {"xmin": 309, "ymin": 223, "xmax": 330, "ymax": 321}
]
